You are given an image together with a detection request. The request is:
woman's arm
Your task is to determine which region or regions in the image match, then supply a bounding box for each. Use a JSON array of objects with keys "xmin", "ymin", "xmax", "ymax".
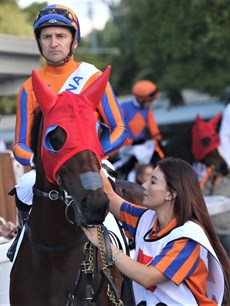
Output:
[
  {"xmin": 82, "ymin": 226, "xmax": 167, "ymax": 288},
  {"xmin": 101, "ymin": 169, "xmax": 123, "ymax": 219}
]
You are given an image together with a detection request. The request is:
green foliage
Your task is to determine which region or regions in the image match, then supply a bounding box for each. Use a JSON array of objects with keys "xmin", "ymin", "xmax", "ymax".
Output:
[
  {"xmin": 22, "ymin": 2, "xmax": 48, "ymax": 25},
  {"xmin": 103, "ymin": 0, "xmax": 230, "ymax": 104},
  {"xmin": 1, "ymin": 0, "xmax": 230, "ymax": 111},
  {"xmin": 0, "ymin": 0, "xmax": 33, "ymax": 36},
  {"xmin": 0, "ymin": 96, "xmax": 17, "ymax": 114}
]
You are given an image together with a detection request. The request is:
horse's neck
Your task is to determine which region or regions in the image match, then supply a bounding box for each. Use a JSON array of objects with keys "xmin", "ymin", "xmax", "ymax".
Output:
[{"xmin": 160, "ymin": 128, "xmax": 194, "ymax": 163}]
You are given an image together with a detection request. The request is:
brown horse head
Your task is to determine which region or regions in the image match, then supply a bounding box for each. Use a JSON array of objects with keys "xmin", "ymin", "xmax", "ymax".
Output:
[
  {"xmin": 192, "ymin": 113, "xmax": 228, "ymax": 175},
  {"xmin": 31, "ymin": 67, "xmax": 112, "ymax": 226}
]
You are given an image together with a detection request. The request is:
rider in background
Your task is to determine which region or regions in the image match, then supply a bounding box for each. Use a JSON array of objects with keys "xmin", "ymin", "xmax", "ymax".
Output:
[
  {"xmin": 8, "ymin": 4, "xmax": 128, "ymax": 260},
  {"xmin": 113, "ymin": 80, "xmax": 163, "ymax": 178}
]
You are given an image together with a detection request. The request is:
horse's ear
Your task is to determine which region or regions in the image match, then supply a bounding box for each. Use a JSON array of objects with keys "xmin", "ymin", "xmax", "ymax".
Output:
[
  {"xmin": 195, "ymin": 114, "xmax": 201, "ymax": 124},
  {"xmin": 32, "ymin": 70, "xmax": 57, "ymax": 114},
  {"xmin": 209, "ymin": 112, "xmax": 222, "ymax": 127},
  {"xmin": 81, "ymin": 66, "xmax": 111, "ymax": 109}
]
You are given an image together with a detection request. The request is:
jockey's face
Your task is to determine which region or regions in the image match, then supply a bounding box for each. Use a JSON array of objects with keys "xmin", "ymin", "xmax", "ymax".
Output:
[
  {"xmin": 137, "ymin": 98, "xmax": 153, "ymax": 108},
  {"xmin": 39, "ymin": 27, "xmax": 77, "ymax": 67}
]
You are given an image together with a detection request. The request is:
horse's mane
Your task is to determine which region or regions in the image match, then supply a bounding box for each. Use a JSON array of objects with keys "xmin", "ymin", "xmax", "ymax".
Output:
[{"xmin": 30, "ymin": 108, "xmax": 42, "ymax": 165}]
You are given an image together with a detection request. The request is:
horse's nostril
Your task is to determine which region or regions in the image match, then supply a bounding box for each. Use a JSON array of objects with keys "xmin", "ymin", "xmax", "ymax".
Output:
[{"xmin": 76, "ymin": 194, "xmax": 109, "ymax": 225}]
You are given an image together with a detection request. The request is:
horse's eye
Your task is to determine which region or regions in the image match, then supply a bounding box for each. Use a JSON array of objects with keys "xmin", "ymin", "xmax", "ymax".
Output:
[
  {"xmin": 44, "ymin": 126, "xmax": 67, "ymax": 152},
  {"xmin": 201, "ymin": 137, "xmax": 211, "ymax": 147}
]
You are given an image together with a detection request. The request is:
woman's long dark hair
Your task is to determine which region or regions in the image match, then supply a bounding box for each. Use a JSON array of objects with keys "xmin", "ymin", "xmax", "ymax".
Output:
[{"xmin": 158, "ymin": 157, "xmax": 230, "ymax": 304}]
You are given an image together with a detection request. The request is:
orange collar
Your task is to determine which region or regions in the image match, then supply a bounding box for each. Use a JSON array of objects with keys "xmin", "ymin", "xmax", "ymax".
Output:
[{"xmin": 150, "ymin": 218, "xmax": 177, "ymax": 239}]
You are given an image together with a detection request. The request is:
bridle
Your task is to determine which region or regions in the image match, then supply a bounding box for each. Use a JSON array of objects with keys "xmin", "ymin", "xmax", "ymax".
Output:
[
  {"xmin": 66, "ymin": 226, "xmax": 124, "ymax": 306},
  {"xmin": 33, "ymin": 185, "xmax": 76, "ymax": 225},
  {"xmin": 27, "ymin": 175, "xmax": 124, "ymax": 306}
]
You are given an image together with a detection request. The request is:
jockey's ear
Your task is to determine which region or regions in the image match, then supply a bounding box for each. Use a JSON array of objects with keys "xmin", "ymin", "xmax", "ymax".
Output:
[
  {"xmin": 81, "ymin": 66, "xmax": 111, "ymax": 110},
  {"xmin": 32, "ymin": 70, "xmax": 57, "ymax": 115}
]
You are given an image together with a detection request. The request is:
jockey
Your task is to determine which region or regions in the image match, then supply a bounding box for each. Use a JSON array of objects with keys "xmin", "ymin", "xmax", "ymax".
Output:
[
  {"xmin": 114, "ymin": 80, "xmax": 163, "ymax": 178},
  {"xmin": 8, "ymin": 4, "xmax": 128, "ymax": 261},
  {"xmin": 123, "ymin": 80, "xmax": 162, "ymax": 144}
]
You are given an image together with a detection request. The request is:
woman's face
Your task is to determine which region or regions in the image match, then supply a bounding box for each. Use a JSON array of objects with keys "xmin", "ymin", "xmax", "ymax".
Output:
[{"xmin": 142, "ymin": 166, "xmax": 170, "ymax": 210}]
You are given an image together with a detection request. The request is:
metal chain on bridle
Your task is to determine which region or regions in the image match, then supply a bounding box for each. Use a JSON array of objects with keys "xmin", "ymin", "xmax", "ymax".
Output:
[
  {"xmin": 66, "ymin": 225, "xmax": 124, "ymax": 306},
  {"xmin": 97, "ymin": 226, "xmax": 124, "ymax": 306},
  {"xmin": 32, "ymin": 177, "xmax": 124, "ymax": 305}
]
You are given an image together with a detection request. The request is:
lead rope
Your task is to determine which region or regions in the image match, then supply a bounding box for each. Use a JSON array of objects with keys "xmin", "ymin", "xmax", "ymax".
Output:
[{"xmin": 97, "ymin": 226, "xmax": 124, "ymax": 306}]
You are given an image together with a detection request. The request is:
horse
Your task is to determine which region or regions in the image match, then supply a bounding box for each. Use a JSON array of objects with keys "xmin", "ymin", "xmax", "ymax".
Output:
[
  {"xmin": 9, "ymin": 67, "xmax": 134, "ymax": 306},
  {"xmin": 114, "ymin": 113, "xmax": 229, "ymax": 191}
]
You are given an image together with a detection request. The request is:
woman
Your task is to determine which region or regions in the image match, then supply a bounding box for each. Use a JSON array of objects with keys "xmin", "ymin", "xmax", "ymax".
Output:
[{"xmin": 83, "ymin": 157, "xmax": 230, "ymax": 306}]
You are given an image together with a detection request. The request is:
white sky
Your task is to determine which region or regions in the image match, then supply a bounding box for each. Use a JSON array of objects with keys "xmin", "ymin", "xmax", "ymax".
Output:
[{"xmin": 18, "ymin": 0, "xmax": 113, "ymax": 37}]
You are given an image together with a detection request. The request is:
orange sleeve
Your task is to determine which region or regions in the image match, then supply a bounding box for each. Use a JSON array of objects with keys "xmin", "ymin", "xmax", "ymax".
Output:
[{"xmin": 147, "ymin": 109, "xmax": 162, "ymax": 141}]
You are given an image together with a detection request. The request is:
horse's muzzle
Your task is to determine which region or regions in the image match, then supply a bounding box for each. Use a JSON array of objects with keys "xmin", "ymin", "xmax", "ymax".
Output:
[{"xmin": 73, "ymin": 192, "xmax": 109, "ymax": 227}]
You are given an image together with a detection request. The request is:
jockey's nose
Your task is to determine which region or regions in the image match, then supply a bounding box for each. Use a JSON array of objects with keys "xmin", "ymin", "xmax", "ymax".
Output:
[{"xmin": 50, "ymin": 35, "xmax": 59, "ymax": 47}]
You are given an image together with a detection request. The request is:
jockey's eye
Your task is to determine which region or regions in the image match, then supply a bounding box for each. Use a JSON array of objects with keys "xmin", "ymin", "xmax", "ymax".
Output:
[{"xmin": 44, "ymin": 126, "xmax": 67, "ymax": 152}]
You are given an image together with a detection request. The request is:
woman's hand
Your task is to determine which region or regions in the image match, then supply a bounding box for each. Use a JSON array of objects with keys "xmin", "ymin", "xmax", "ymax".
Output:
[{"xmin": 81, "ymin": 226, "xmax": 100, "ymax": 248}]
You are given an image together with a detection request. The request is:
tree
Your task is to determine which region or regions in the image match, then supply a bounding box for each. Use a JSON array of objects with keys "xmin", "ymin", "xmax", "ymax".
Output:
[
  {"xmin": 0, "ymin": 0, "xmax": 33, "ymax": 36},
  {"xmin": 22, "ymin": 2, "xmax": 48, "ymax": 25},
  {"xmin": 103, "ymin": 0, "xmax": 230, "ymax": 104}
]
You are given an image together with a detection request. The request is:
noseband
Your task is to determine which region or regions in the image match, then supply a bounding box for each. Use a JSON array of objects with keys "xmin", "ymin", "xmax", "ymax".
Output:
[{"xmin": 33, "ymin": 170, "xmax": 103, "ymax": 226}]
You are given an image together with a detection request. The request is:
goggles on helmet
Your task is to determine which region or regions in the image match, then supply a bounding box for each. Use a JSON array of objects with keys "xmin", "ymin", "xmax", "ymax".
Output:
[
  {"xmin": 34, "ymin": 8, "xmax": 75, "ymax": 24},
  {"xmin": 148, "ymin": 87, "xmax": 159, "ymax": 98},
  {"xmin": 34, "ymin": 6, "xmax": 80, "ymax": 43}
]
